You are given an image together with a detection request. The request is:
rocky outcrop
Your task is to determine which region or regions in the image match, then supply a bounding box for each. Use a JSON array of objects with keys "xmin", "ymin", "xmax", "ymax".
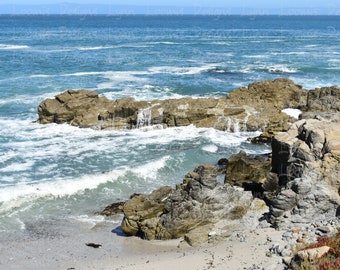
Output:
[
  {"xmin": 37, "ymin": 79, "xmax": 307, "ymax": 135},
  {"xmin": 89, "ymin": 79, "xmax": 340, "ymax": 245},
  {"xmin": 120, "ymin": 164, "xmax": 253, "ymax": 243},
  {"xmin": 268, "ymin": 118, "xmax": 340, "ymax": 228},
  {"xmin": 224, "ymin": 151, "xmax": 271, "ymax": 189},
  {"xmin": 307, "ymin": 86, "xmax": 340, "ymax": 112}
]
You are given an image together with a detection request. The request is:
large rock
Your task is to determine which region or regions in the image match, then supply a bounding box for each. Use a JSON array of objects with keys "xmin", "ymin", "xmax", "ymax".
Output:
[
  {"xmin": 120, "ymin": 186, "xmax": 173, "ymax": 240},
  {"xmin": 269, "ymin": 118, "xmax": 340, "ymax": 228},
  {"xmin": 37, "ymin": 79, "xmax": 307, "ymax": 135},
  {"xmin": 224, "ymin": 150, "xmax": 271, "ymax": 189},
  {"xmin": 307, "ymin": 86, "xmax": 340, "ymax": 112},
  {"xmin": 120, "ymin": 164, "xmax": 253, "ymax": 243}
]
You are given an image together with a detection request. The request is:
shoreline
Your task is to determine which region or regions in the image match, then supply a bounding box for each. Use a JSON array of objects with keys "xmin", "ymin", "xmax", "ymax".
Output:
[{"xmin": 0, "ymin": 216, "xmax": 287, "ymax": 270}]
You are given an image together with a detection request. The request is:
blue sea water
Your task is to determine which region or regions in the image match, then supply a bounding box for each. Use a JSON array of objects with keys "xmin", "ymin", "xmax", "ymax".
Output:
[{"xmin": 0, "ymin": 15, "xmax": 339, "ymax": 235}]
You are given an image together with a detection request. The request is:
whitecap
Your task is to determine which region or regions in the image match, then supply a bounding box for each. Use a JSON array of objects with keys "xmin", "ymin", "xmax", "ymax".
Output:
[
  {"xmin": 0, "ymin": 169, "xmax": 126, "ymax": 214},
  {"xmin": 30, "ymin": 74, "xmax": 54, "ymax": 78},
  {"xmin": 75, "ymin": 46, "xmax": 115, "ymax": 51},
  {"xmin": 148, "ymin": 63, "xmax": 219, "ymax": 75},
  {"xmin": 0, "ymin": 161, "xmax": 35, "ymax": 173},
  {"xmin": 0, "ymin": 44, "xmax": 30, "ymax": 50},
  {"xmin": 202, "ymin": 144, "xmax": 218, "ymax": 153},
  {"xmin": 257, "ymin": 64, "xmax": 298, "ymax": 74},
  {"xmin": 243, "ymin": 54, "xmax": 269, "ymax": 59}
]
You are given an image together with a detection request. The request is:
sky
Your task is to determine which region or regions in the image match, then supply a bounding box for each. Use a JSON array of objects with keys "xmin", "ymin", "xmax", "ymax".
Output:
[
  {"xmin": 1, "ymin": 0, "xmax": 339, "ymax": 14},
  {"xmin": 2, "ymin": 0, "xmax": 339, "ymax": 7}
]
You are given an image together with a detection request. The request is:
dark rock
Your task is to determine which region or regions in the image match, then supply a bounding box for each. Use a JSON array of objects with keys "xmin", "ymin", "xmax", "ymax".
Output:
[
  {"xmin": 224, "ymin": 151, "xmax": 271, "ymax": 189},
  {"xmin": 95, "ymin": 201, "xmax": 125, "ymax": 216}
]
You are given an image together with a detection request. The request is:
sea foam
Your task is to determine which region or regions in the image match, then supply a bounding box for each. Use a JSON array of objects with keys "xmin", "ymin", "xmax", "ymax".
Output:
[{"xmin": 0, "ymin": 44, "xmax": 29, "ymax": 50}]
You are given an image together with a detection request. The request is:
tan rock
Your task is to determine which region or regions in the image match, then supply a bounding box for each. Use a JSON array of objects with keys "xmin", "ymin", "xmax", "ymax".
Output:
[
  {"xmin": 297, "ymin": 246, "xmax": 330, "ymax": 262},
  {"xmin": 37, "ymin": 79, "xmax": 308, "ymax": 136},
  {"xmin": 184, "ymin": 224, "xmax": 213, "ymax": 247}
]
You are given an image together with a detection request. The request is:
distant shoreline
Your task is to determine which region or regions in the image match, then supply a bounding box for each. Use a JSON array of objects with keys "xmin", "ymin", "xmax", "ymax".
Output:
[
  {"xmin": 0, "ymin": 4, "xmax": 339, "ymax": 16},
  {"xmin": 0, "ymin": 13, "xmax": 339, "ymax": 16}
]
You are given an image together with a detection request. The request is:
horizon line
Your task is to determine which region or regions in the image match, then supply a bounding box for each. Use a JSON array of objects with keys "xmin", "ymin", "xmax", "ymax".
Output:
[{"xmin": 0, "ymin": 4, "xmax": 339, "ymax": 16}]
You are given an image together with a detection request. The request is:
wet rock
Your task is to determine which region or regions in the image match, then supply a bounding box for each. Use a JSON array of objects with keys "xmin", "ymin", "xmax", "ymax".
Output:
[
  {"xmin": 37, "ymin": 79, "xmax": 308, "ymax": 136},
  {"xmin": 96, "ymin": 201, "xmax": 125, "ymax": 216}
]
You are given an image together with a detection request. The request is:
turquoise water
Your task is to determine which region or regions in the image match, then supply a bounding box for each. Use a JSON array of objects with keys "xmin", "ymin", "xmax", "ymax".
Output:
[{"xmin": 0, "ymin": 15, "xmax": 339, "ymax": 234}]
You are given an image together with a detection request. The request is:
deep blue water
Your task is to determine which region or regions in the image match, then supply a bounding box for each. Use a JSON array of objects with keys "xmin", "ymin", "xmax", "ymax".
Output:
[{"xmin": 0, "ymin": 15, "xmax": 339, "ymax": 234}]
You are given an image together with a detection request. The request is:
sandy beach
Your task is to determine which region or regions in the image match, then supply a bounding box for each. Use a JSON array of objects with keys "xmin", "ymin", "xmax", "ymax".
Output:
[{"xmin": 0, "ymin": 215, "xmax": 286, "ymax": 270}]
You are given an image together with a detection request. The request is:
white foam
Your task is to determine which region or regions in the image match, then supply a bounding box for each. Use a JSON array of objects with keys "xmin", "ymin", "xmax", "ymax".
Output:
[
  {"xmin": 0, "ymin": 119, "xmax": 261, "ymax": 214},
  {"xmin": 271, "ymin": 52, "xmax": 307, "ymax": 55},
  {"xmin": 75, "ymin": 46, "xmax": 115, "ymax": 51},
  {"xmin": 30, "ymin": 74, "xmax": 54, "ymax": 78},
  {"xmin": 0, "ymin": 169, "xmax": 126, "ymax": 214},
  {"xmin": 130, "ymin": 156, "xmax": 170, "ymax": 180},
  {"xmin": 148, "ymin": 63, "xmax": 218, "ymax": 75},
  {"xmin": 267, "ymin": 65, "xmax": 298, "ymax": 74},
  {"xmin": 243, "ymin": 54, "xmax": 269, "ymax": 59},
  {"xmin": 101, "ymin": 85, "xmax": 185, "ymax": 101},
  {"xmin": 0, "ymin": 161, "xmax": 35, "ymax": 173},
  {"xmin": 0, "ymin": 154, "xmax": 173, "ymax": 214},
  {"xmin": 0, "ymin": 44, "xmax": 29, "ymax": 50},
  {"xmin": 202, "ymin": 144, "xmax": 218, "ymax": 153},
  {"xmin": 282, "ymin": 108, "xmax": 302, "ymax": 119}
]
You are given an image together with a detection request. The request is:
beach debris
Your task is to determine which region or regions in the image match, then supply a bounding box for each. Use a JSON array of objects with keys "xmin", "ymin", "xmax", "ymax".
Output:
[{"xmin": 85, "ymin": 243, "xmax": 102, "ymax": 248}]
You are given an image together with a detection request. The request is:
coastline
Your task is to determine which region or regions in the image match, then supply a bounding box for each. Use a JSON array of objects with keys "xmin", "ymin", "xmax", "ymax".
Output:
[
  {"xmin": 2, "ymin": 79, "xmax": 338, "ymax": 270},
  {"xmin": 0, "ymin": 217, "xmax": 286, "ymax": 270}
]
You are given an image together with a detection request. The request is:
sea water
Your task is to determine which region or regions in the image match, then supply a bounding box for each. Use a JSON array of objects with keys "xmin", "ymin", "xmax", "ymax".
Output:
[{"xmin": 0, "ymin": 15, "xmax": 339, "ymax": 236}]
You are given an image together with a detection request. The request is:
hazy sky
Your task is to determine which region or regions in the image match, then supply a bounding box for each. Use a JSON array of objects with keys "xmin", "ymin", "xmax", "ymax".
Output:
[
  {"xmin": 2, "ymin": 0, "xmax": 340, "ymax": 8},
  {"xmin": 1, "ymin": 0, "xmax": 339, "ymax": 14}
]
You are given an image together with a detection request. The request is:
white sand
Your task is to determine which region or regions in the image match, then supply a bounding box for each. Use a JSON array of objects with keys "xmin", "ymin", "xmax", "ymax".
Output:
[{"xmin": 0, "ymin": 217, "xmax": 286, "ymax": 270}]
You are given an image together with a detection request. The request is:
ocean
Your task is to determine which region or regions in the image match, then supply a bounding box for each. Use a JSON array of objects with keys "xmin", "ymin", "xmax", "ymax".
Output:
[{"xmin": 0, "ymin": 15, "xmax": 339, "ymax": 238}]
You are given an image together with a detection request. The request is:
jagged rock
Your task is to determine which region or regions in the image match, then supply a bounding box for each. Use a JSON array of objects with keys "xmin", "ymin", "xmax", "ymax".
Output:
[
  {"xmin": 226, "ymin": 78, "xmax": 307, "ymax": 109},
  {"xmin": 262, "ymin": 172, "xmax": 280, "ymax": 201},
  {"xmin": 120, "ymin": 164, "xmax": 253, "ymax": 243},
  {"xmin": 120, "ymin": 186, "xmax": 174, "ymax": 240},
  {"xmin": 224, "ymin": 150, "xmax": 271, "ymax": 189},
  {"xmin": 37, "ymin": 79, "xmax": 307, "ymax": 135},
  {"xmin": 96, "ymin": 201, "xmax": 125, "ymax": 216},
  {"xmin": 307, "ymin": 86, "xmax": 340, "ymax": 112},
  {"xmin": 269, "ymin": 118, "xmax": 340, "ymax": 228}
]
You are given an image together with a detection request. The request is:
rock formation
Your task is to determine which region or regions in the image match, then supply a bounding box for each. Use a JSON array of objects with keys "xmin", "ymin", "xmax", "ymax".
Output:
[
  {"xmin": 37, "ymin": 79, "xmax": 340, "ymax": 246},
  {"xmin": 268, "ymin": 118, "xmax": 340, "ymax": 228},
  {"xmin": 119, "ymin": 85, "xmax": 340, "ymax": 242},
  {"xmin": 224, "ymin": 150, "xmax": 271, "ymax": 189},
  {"xmin": 37, "ymin": 78, "xmax": 307, "ymax": 137},
  {"xmin": 120, "ymin": 164, "xmax": 253, "ymax": 242}
]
